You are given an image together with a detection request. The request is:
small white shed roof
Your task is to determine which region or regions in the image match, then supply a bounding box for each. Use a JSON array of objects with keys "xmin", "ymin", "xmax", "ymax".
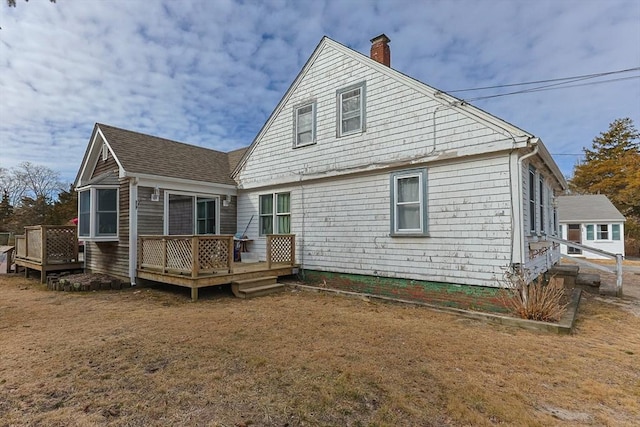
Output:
[{"xmin": 558, "ymin": 195, "xmax": 625, "ymax": 223}]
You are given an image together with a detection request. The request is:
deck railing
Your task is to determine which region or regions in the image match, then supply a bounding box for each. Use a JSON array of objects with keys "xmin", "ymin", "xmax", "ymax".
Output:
[
  {"xmin": 138, "ymin": 235, "xmax": 235, "ymax": 277},
  {"xmin": 545, "ymin": 235, "xmax": 623, "ymax": 296},
  {"xmin": 138, "ymin": 234, "xmax": 297, "ymax": 277},
  {"xmin": 14, "ymin": 225, "xmax": 79, "ymax": 264},
  {"xmin": 266, "ymin": 234, "xmax": 296, "ymax": 268}
]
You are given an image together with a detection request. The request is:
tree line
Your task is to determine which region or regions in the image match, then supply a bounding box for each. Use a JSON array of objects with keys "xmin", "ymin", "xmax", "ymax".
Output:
[{"xmin": 0, "ymin": 162, "xmax": 76, "ymax": 238}]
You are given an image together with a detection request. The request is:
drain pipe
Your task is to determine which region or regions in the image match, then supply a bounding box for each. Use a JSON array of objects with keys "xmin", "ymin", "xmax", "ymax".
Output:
[{"xmin": 514, "ymin": 139, "xmax": 539, "ymax": 271}]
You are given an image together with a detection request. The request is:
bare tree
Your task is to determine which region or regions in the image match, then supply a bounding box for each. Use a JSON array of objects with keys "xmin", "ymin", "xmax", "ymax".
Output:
[{"xmin": 0, "ymin": 162, "xmax": 64, "ymax": 207}]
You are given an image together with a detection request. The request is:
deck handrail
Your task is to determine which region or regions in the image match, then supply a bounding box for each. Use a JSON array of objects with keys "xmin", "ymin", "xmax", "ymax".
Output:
[
  {"xmin": 138, "ymin": 235, "xmax": 234, "ymax": 276},
  {"xmin": 544, "ymin": 235, "xmax": 623, "ymax": 296},
  {"xmin": 266, "ymin": 234, "xmax": 296, "ymax": 269}
]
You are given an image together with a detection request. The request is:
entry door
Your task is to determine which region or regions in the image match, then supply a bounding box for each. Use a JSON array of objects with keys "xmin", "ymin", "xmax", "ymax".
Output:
[{"xmin": 567, "ymin": 224, "xmax": 582, "ymax": 254}]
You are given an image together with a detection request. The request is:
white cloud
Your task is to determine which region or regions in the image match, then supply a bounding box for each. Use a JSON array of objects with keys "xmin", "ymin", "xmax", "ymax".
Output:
[{"xmin": 0, "ymin": 0, "xmax": 638, "ymax": 185}]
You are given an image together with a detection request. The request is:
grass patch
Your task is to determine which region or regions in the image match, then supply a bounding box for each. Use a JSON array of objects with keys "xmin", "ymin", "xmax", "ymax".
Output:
[{"xmin": 0, "ymin": 275, "xmax": 639, "ymax": 425}]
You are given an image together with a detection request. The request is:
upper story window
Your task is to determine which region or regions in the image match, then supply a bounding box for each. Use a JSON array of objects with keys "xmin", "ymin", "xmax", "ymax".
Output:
[
  {"xmin": 259, "ymin": 192, "xmax": 291, "ymax": 236},
  {"xmin": 78, "ymin": 186, "xmax": 119, "ymax": 241},
  {"xmin": 337, "ymin": 82, "xmax": 366, "ymax": 137},
  {"xmin": 294, "ymin": 102, "xmax": 316, "ymax": 147},
  {"xmin": 390, "ymin": 168, "xmax": 428, "ymax": 236},
  {"xmin": 101, "ymin": 143, "xmax": 109, "ymax": 161}
]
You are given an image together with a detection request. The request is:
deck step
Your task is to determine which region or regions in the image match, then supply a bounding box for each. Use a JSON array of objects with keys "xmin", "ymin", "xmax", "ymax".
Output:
[{"xmin": 231, "ymin": 276, "xmax": 284, "ymax": 299}]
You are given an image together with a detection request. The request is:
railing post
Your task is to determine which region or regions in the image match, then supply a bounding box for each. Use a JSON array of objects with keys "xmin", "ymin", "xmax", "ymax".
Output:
[
  {"xmin": 616, "ymin": 254, "xmax": 623, "ymax": 297},
  {"xmin": 227, "ymin": 236, "xmax": 234, "ymax": 273},
  {"xmin": 191, "ymin": 236, "xmax": 199, "ymax": 278},
  {"xmin": 290, "ymin": 235, "xmax": 295, "ymax": 266},
  {"xmin": 267, "ymin": 235, "xmax": 272, "ymax": 269},
  {"xmin": 24, "ymin": 228, "xmax": 29, "ymax": 262},
  {"xmin": 162, "ymin": 238, "xmax": 167, "ymax": 274},
  {"xmin": 40, "ymin": 226, "xmax": 47, "ymax": 263}
]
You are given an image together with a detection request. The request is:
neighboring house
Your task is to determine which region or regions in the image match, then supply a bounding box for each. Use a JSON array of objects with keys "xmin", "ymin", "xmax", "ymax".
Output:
[
  {"xmin": 558, "ymin": 194, "xmax": 625, "ymax": 259},
  {"xmin": 232, "ymin": 34, "xmax": 567, "ymax": 287},
  {"xmin": 74, "ymin": 123, "xmax": 246, "ymax": 283},
  {"xmin": 74, "ymin": 34, "xmax": 567, "ymax": 290}
]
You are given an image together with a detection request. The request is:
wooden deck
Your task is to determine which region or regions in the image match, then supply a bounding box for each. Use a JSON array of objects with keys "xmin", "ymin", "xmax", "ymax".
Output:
[
  {"xmin": 14, "ymin": 225, "xmax": 83, "ymax": 283},
  {"xmin": 137, "ymin": 234, "xmax": 297, "ymax": 300}
]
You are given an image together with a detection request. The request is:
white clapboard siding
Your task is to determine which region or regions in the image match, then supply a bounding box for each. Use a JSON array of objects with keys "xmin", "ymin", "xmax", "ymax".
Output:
[
  {"xmin": 239, "ymin": 155, "xmax": 514, "ymax": 287},
  {"xmin": 236, "ymin": 41, "xmax": 522, "ymax": 190},
  {"xmin": 235, "ymin": 37, "xmax": 566, "ymax": 287}
]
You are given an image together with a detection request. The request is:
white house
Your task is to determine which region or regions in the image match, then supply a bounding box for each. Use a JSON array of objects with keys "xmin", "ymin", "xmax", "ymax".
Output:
[
  {"xmin": 558, "ymin": 194, "xmax": 625, "ymax": 259},
  {"xmin": 72, "ymin": 34, "xmax": 568, "ymax": 297},
  {"xmin": 232, "ymin": 34, "xmax": 567, "ymax": 289}
]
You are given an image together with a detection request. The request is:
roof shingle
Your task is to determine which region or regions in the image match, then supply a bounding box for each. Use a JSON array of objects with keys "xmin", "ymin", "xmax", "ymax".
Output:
[{"xmin": 97, "ymin": 123, "xmax": 246, "ymax": 186}]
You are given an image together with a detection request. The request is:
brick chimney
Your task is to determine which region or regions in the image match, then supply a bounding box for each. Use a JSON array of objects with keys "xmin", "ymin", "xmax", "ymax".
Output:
[{"xmin": 370, "ymin": 34, "xmax": 391, "ymax": 67}]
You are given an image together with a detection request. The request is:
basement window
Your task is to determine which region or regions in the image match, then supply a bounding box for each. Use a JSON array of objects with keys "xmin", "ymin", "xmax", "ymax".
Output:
[{"xmin": 77, "ymin": 187, "xmax": 118, "ymax": 241}]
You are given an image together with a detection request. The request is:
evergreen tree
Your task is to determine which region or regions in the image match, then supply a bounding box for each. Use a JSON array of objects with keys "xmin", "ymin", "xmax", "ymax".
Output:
[{"xmin": 570, "ymin": 118, "xmax": 640, "ymax": 255}]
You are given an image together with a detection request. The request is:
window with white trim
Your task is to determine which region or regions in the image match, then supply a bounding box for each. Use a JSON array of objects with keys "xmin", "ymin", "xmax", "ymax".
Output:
[
  {"xmin": 390, "ymin": 168, "xmax": 428, "ymax": 236},
  {"xmin": 259, "ymin": 193, "xmax": 290, "ymax": 236},
  {"xmin": 77, "ymin": 187, "xmax": 118, "ymax": 241},
  {"xmin": 166, "ymin": 193, "xmax": 219, "ymax": 235},
  {"xmin": 528, "ymin": 166, "xmax": 536, "ymax": 234},
  {"xmin": 539, "ymin": 175, "xmax": 545, "ymax": 233},
  {"xmin": 294, "ymin": 102, "xmax": 316, "ymax": 147},
  {"xmin": 586, "ymin": 223, "xmax": 622, "ymax": 241},
  {"xmin": 337, "ymin": 82, "xmax": 366, "ymax": 136}
]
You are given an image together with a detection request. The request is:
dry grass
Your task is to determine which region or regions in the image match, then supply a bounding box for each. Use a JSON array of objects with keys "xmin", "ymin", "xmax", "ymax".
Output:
[{"xmin": 1, "ymin": 276, "xmax": 639, "ymax": 426}]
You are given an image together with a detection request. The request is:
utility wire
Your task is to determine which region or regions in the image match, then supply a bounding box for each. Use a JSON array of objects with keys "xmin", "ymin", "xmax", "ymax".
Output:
[
  {"xmin": 446, "ymin": 67, "xmax": 640, "ymax": 93},
  {"xmin": 466, "ymin": 75, "xmax": 640, "ymax": 101}
]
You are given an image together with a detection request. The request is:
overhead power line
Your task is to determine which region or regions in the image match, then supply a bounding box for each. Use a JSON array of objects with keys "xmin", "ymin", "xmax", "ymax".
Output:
[
  {"xmin": 446, "ymin": 67, "xmax": 640, "ymax": 93},
  {"xmin": 466, "ymin": 75, "xmax": 640, "ymax": 101}
]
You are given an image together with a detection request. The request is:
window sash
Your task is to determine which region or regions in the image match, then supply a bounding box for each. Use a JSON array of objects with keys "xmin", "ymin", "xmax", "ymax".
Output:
[
  {"xmin": 78, "ymin": 187, "xmax": 118, "ymax": 239},
  {"xmin": 597, "ymin": 224, "xmax": 609, "ymax": 240},
  {"xmin": 338, "ymin": 84, "xmax": 365, "ymax": 136},
  {"xmin": 79, "ymin": 190, "xmax": 91, "ymax": 237},
  {"xmin": 528, "ymin": 167, "xmax": 536, "ymax": 233},
  {"xmin": 196, "ymin": 199, "xmax": 216, "ymax": 235},
  {"xmin": 391, "ymin": 170, "xmax": 427, "ymax": 235},
  {"xmin": 295, "ymin": 103, "xmax": 315, "ymax": 146},
  {"xmin": 259, "ymin": 193, "xmax": 291, "ymax": 235},
  {"xmin": 612, "ymin": 224, "xmax": 621, "ymax": 240}
]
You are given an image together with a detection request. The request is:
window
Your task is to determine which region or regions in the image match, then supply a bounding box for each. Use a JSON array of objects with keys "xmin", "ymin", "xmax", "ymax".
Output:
[
  {"xmin": 259, "ymin": 193, "xmax": 291, "ymax": 236},
  {"xmin": 77, "ymin": 187, "xmax": 118, "ymax": 241},
  {"xmin": 196, "ymin": 199, "xmax": 216, "ymax": 234},
  {"xmin": 586, "ymin": 224, "xmax": 594, "ymax": 240},
  {"xmin": 294, "ymin": 102, "xmax": 316, "ymax": 147},
  {"xmin": 596, "ymin": 224, "xmax": 609, "ymax": 240},
  {"xmin": 390, "ymin": 168, "xmax": 428, "ymax": 236},
  {"xmin": 528, "ymin": 166, "xmax": 536, "ymax": 234},
  {"xmin": 612, "ymin": 224, "xmax": 621, "ymax": 240},
  {"xmin": 586, "ymin": 223, "xmax": 622, "ymax": 241},
  {"xmin": 539, "ymin": 176, "xmax": 545, "ymax": 233},
  {"xmin": 166, "ymin": 193, "xmax": 218, "ymax": 235},
  {"xmin": 337, "ymin": 82, "xmax": 366, "ymax": 136}
]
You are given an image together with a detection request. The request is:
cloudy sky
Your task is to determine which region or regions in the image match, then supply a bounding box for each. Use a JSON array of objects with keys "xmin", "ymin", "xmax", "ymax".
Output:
[{"xmin": 1, "ymin": 0, "xmax": 639, "ymax": 185}]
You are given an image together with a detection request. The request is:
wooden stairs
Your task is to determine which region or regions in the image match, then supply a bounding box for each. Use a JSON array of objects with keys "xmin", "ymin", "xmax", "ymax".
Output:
[{"xmin": 231, "ymin": 276, "xmax": 285, "ymax": 299}]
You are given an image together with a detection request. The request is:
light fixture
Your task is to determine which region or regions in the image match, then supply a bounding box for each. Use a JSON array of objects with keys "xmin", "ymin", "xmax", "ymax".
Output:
[{"xmin": 151, "ymin": 186, "xmax": 160, "ymax": 202}]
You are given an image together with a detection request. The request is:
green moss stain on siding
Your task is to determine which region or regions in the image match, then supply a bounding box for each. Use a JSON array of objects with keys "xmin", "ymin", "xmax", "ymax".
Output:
[{"xmin": 301, "ymin": 270, "xmax": 509, "ymax": 313}]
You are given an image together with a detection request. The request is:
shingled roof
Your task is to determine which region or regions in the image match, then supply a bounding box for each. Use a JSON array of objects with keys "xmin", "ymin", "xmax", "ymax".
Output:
[
  {"xmin": 97, "ymin": 123, "xmax": 246, "ymax": 186},
  {"xmin": 558, "ymin": 195, "xmax": 625, "ymax": 223}
]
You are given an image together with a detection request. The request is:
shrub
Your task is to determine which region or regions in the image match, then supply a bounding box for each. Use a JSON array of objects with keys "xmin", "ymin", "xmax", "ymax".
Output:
[{"xmin": 500, "ymin": 272, "xmax": 568, "ymax": 322}]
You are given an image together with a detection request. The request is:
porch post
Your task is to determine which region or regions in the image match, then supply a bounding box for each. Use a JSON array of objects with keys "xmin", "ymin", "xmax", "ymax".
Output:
[
  {"xmin": 616, "ymin": 254, "xmax": 623, "ymax": 297},
  {"xmin": 191, "ymin": 236, "xmax": 199, "ymax": 278}
]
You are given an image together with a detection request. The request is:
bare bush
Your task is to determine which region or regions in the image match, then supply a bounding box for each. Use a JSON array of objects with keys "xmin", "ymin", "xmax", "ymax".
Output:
[{"xmin": 501, "ymin": 272, "xmax": 568, "ymax": 322}]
